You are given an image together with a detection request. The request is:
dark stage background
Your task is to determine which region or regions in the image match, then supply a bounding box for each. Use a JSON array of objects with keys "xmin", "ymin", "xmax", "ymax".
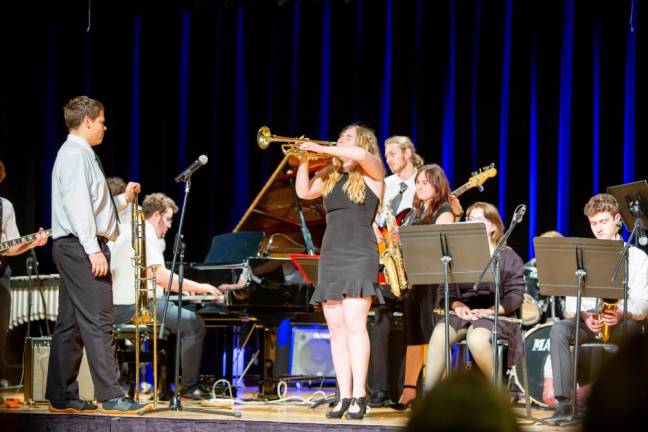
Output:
[{"xmin": 0, "ymin": 0, "xmax": 645, "ymax": 275}]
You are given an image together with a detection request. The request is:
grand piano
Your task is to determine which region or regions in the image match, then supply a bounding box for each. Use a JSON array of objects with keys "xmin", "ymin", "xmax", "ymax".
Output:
[{"xmin": 184, "ymin": 154, "xmax": 328, "ymax": 394}]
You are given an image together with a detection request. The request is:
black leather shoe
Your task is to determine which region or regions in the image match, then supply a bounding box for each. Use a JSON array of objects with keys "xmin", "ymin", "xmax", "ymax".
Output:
[
  {"xmin": 391, "ymin": 399, "xmax": 414, "ymax": 411},
  {"xmin": 182, "ymin": 386, "xmax": 211, "ymax": 401},
  {"xmin": 345, "ymin": 397, "xmax": 368, "ymax": 420},
  {"xmin": 543, "ymin": 403, "xmax": 574, "ymax": 425},
  {"xmin": 368, "ymin": 391, "xmax": 393, "ymax": 408},
  {"xmin": 101, "ymin": 396, "xmax": 151, "ymax": 414},
  {"xmin": 326, "ymin": 398, "xmax": 351, "ymax": 419},
  {"xmin": 48, "ymin": 399, "xmax": 98, "ymax": 413}
]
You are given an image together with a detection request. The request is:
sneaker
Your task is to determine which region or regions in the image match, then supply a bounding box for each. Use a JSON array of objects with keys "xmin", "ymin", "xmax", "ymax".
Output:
[
  {"xmin": 101, "ymin": 396, "xmax": 151, "ymax": 414},
  {"xmin": 48, "ymin": 399, "xmax": 98, "ymax": 413}
]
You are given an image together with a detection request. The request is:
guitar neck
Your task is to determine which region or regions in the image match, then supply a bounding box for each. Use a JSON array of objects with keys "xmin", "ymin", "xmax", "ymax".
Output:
[
  {"xmin": 0, "ymin": 229, "xmax": 52, "ymax": 253},
  {"xmin": 452, "ymin": 183, "xmax": 471, "ymax": 197}
]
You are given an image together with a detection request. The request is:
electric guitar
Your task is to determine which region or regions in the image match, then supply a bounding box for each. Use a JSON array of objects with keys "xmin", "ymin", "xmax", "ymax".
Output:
[
  {"xmin": 377, "ymin": 164, "xmax": 497, "ymax": 253},
  {"xmin": 0, "ymin": 229, "xmax": 52, "ymax": 273}
]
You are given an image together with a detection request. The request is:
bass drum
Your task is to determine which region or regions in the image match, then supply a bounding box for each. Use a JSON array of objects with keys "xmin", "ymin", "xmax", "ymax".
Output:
[
  {"xmin": 520, "ymin": 293, "xmax": 541, "ymax": 328},
  {"xmin": 511, "ymin": 323, "xmax": 553, "ymax": 407}
]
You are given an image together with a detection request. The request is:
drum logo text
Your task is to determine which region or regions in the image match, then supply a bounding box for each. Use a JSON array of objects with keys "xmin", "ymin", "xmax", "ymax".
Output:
[{"xmin": 532, "ymin": 338, "xmax": 550, "ymax": 351}]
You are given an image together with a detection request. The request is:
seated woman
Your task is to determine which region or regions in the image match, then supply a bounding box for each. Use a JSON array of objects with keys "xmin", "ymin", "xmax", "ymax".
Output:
[
  {"xmin": 389, "ymin": 164, "xmax": 455, "ymax": 410},
  {"xmin": 423, "ymin": 202, "xmax": 525, "ymax": 389}
]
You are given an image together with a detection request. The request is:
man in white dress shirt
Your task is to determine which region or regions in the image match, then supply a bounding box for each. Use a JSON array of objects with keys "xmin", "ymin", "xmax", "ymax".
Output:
[
  {"xmin": 46, "ymin": 96, "xmax": 147, "ymax": 414},
  {"xmin": 546, "ymin": 193, "xmax": 648, "ymax": 422},
  {"xmin": 110, "ymin": 192, "xmax": 222, "ymax": 399},
  {"xmin": 0, "ymin": 160, "xmax": 48, "ymax": 395},
  {"xmin": 368, "ymin": 136, "xmax": 423, "ymax": 407}
]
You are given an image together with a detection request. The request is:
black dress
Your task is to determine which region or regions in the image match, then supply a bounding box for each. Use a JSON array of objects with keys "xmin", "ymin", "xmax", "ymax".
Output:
[
  {"xmin": 310, "ymin": 173, "xmax": 384, "ymax": 304},
  {"xmin": 402, "ymin": 202, "xmax": 453, "ymax": 345}
]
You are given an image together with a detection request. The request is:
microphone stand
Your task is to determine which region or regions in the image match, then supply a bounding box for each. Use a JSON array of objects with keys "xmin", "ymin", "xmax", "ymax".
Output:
[
  {"xmin": 473, "ymin": 204, "xmax": 526, "ymax": 384},
  {"xmin": 142, "ymin": 177, "xmax": 240, "ymax": 417},
  {"xmin": 610, "ymin": 201, "xmax": 641, "ymax": 340}
]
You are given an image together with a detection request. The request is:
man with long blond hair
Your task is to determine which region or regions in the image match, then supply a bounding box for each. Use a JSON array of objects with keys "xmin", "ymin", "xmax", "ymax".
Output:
[
  {"xmin": 368, "ymin": 135, "xmax": 423, "ymax": 408},
  {"xmin": 296, "ymin": 124, "xmax": 385, "ymax": 420}
]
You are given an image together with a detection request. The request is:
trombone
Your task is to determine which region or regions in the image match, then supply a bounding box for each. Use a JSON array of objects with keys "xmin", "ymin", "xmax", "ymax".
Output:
[
  {"xmin": 130, "ymin": 193, "xmax": 159, "ymax": 405},
  {"xmin": 257, "ymin": 125, "xmax": 337, "ymax": 160}
]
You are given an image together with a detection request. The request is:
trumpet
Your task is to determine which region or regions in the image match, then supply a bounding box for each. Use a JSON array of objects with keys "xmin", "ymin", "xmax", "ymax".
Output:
[{"xmin": 257, "ymin": 125, "xmax": 337, "ymax": 160}]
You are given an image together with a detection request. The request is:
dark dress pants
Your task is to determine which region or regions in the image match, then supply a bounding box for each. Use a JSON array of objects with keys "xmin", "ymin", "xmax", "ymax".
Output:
[
  {"xmin": 46, "ymin": 237, "xmax": 123, "ymax": 402},
  {"xmin": 550, "ymin": 316, "xmax": 642, "ymax": 400},
  {"xmin": 0, "ymin": 265, "xmax": 10, "ymax": 380}
]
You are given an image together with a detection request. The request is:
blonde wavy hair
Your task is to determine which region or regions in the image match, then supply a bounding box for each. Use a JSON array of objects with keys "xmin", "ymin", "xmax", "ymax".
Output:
[
  {"xmin": 384, "ymin": 135, "xmax": 424, "ymax": 169},
  {"xmin": 320, "ymin": 124, "xmax": 381, "ymax": 204}
]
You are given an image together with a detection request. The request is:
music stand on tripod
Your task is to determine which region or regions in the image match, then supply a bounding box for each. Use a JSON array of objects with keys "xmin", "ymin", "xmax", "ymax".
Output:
[
  {"xmin": 534, "ymin": 236, "xmax": 626, "ymax": 425},
  {"xmin": 399, "ymin": 222, "xmax": 493, "ymax": 378}
]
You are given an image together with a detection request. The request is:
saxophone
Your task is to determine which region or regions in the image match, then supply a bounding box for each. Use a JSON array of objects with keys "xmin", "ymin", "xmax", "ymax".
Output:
[
  {"xmin": 596, "ymin": 298, "xmax": 620, "ymax": 343},
  {"xmin": 380, "ymin": 206, "xmax": 409, "ymax": 298}
]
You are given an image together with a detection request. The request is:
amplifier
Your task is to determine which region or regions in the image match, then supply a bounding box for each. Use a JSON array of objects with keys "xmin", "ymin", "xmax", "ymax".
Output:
[
  {"xmin": 289, "ymin": 326, "xmax": 335, "ymax": 378},
  {"xmin": 23, "ymin": 337, "xmax": 94, "ymax": 403}
]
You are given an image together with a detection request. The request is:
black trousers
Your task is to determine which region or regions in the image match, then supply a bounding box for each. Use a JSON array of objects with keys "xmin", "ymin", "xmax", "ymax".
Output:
[
  {"xmin": 113, "ymin": 300, "xmax": 206, "ymax": 389},
  {"xmin": 550, "ymin": 317, "xmax": 642, "ymax": 400},
  {"xmin": 0, "ymin": 265, "xmax": 10, "ymax": 379},
  {"xmin": 46, "ymin": 237, "xmax": 123, "ymax": 402},
  {"xmin": 369, "ymin": 303, "xmax": 393, "ymax": 393}
]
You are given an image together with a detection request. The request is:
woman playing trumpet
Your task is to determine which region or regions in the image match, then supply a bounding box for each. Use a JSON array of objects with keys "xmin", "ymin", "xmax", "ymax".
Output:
[{"xmin": 296, "ymin": 124, "xmax": 385, "ymax": 420}]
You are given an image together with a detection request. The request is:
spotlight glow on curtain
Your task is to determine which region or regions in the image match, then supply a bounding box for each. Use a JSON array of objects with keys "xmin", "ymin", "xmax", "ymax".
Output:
[
  {"xmin": 442, "ymin": 0, "xmax": 456, "ymax": 186},
  {"xmin": 556, "ymin": 0, "xmax": 574, "ymax": 235},
  {"xmin": 497, "ymin": 0, "xmax": 512, "ymax": 220},
  {"xmin": 379, "ymin": 0, "xmax": 392, "ymax": 148},
  {"xmin": 130, "ymin": 14, "xmax": 141, "ymax": 180}
]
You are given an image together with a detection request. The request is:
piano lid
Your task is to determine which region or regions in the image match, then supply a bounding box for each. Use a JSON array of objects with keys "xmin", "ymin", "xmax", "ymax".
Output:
[{"xmin": 233, "ymin": 155, "xmax": 326, "ymax": 246}]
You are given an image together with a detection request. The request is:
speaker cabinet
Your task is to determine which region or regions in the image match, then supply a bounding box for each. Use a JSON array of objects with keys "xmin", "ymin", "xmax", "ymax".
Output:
[
  {"xmin": 289, "ymin": 326, "xmax": 334, "ymax": 377},
  {"xmin": 23, "ymin": 337, "xmax": 94, "ymax": 403}
]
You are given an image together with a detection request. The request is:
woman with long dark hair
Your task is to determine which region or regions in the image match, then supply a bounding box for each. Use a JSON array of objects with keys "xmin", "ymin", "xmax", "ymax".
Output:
[{"xmin": 390, "ymin": 164, "xmax": 455, "ymax": 410}]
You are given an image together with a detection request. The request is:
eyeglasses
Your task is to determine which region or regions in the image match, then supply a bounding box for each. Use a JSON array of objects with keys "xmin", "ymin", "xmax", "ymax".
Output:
[{"xmin": 466, "ymin": 216, "xmax": 488, "ymax": 222}]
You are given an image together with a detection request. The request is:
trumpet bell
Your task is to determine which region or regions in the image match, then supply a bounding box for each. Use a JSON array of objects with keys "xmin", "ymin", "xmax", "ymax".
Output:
[{"xmin": 257, "ymin": 126, "xmax": 271, "ymax": 149}]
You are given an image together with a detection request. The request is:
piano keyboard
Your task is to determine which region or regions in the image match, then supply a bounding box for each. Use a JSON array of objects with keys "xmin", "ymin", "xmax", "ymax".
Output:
[
  {"xmin": 9, "ymin": 274, "xmax": 60, "ymax": 330},
  {"xmin": 168, "ymin": 294, "xmax": 221, "ymax": 302}
]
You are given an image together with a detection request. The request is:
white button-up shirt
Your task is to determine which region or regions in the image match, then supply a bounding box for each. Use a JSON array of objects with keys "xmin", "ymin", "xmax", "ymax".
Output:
[
  {"xmin": 375, "ymin": 172, "xmax": 416, "ymax": 226},
  {"xmin": 110, "ymin": 220, "xmax": 166, "ymax": 305},
  {"xmin": 51, "ymin": 134, "xmax": 126, "ymax": 255},
  {"xmin": 1, "ymin": 197, "xmax": 20, "ymax": 243},
  {"xmin": 565, "ymin": 240, "xmax": 648, "ymax": 320}
]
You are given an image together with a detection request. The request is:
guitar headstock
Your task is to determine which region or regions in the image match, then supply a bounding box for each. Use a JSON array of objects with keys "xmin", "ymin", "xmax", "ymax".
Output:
[{"xmin": 468, "ymin": 163, "xmax": 497, "ymax": 189}]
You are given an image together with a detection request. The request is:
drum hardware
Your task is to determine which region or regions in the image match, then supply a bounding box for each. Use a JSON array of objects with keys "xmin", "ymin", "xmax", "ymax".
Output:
[
  {"xmin": 511, "ymin": 323, "xmax": 554, "ymax": 407},
  {"xmin": 520, "ymin": 293, "xmax": 541, "ymax": 327}
]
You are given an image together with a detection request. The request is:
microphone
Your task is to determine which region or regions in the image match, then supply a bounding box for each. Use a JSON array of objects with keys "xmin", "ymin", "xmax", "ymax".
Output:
[
  {"xmin": 513, "ymin": 204, "xmax": 527, "ymax": 223},
  {"xmin": 175, "ymin": 155, "xmax": 208, "ymax": 183}
]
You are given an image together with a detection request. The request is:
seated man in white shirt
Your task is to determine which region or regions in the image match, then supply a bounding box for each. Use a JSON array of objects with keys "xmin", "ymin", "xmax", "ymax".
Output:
[
  {"xmin": 546, "ymin": 193, "xmax": 648, "ymax": 423},
  {"xmin": 110, "ymin": 193, "xmax": 223, "ymax": 400}
]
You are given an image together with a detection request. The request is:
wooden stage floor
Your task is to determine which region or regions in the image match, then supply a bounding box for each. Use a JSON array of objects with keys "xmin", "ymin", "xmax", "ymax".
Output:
[{"xmin": 0, "ymin": 388, "xmax": 580, "ymax": 431}]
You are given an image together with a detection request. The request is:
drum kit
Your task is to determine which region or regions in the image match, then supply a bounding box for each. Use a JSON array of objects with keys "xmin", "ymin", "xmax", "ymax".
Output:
[{"xmin": 513, "ymin": 263, "xmax": 564, "ymax": 407}]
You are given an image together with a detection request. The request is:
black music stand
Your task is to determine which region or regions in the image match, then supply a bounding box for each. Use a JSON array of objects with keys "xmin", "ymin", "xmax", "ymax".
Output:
[
  {"xmin": 607, "ymin": 180, "xmax": 648, "ymax": 248},
  {"xmin": 399, "ymin": 222, "xmax": 493, "ymax": 380},
  {"xmin": 534, "ymin": 236, "xmax": 626, "ymax": 425}
]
